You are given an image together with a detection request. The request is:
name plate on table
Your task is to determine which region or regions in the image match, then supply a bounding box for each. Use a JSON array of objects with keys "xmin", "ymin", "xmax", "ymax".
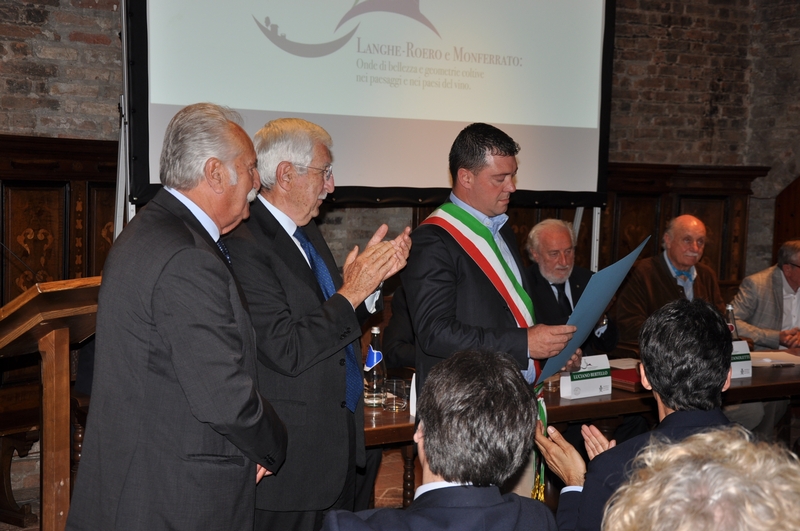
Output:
[
  {"xmin": 731, "ymin": 340, "xmax": 752, "ymax": 379},
  {"xmin": 561, "ymin": 355, "xmax": 612, "ymax": 399}
]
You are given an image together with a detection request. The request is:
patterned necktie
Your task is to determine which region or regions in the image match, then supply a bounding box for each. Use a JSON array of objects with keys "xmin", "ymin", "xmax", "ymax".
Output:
[
  {"xmin": 216, "ymin": 240, "xmax": 231, "ymax": 264},
  {"xmin": 554, "ymin": 282, "xmax": 573, "ymax": 316},
  {"xmin": 294, "ymin": 226, "xmax": 361, "ymax": 412}
]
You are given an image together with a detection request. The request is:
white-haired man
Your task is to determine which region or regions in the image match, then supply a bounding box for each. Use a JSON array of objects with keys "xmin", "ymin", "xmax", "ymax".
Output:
[
  {"xmin": 225, "ymin": 118, "xmax": 410, "ymax": 531},
  {"xmin": 525, "ymin": 219, "xmax": 618, "ymax": 356},
  {"xmin": 67, "ymin": 103, "xmax": 288, "ymax": 531}
]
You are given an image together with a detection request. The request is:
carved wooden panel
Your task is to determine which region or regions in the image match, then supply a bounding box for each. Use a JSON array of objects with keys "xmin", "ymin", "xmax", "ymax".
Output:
[
  {"xmin": 611, "ymin": 194, "xmax": 661, "ymax": 266},
  {"xmin": 0, "ymin": 134, "xmax": 117, "ymax": 304},
  {"xmin": 88, "ymin": 184, "xmax": 116, "ymax": 277},
  {"xmin": 774, "ymin": 174, "xmax": 800, "ymax": 262},
  {"xmin": 2, "ymin": 184, "xmax": 66, "ymax": 301}
]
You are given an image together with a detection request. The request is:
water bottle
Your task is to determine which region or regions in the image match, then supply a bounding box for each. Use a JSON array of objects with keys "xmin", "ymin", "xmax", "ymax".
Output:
[
  {"xmin": 725, "ymin": 304, "xmax": 740, "ymax": 340},
  {"xmin": 363, "ymin": 327, "xmax": 386, "ymax": 407}
]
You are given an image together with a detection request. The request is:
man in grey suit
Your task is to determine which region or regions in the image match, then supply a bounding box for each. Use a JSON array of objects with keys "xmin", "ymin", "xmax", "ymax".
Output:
[
  {"xmin": 732, "ymin": 240, "xmax": 800, "ymax": 350},
  {"xmin": 67, "ymin": 103, "xmax": 288, "ymax": 531},
  {"xmin": 727, "ymin": 240, "xmax": 799, "ymax": 436},
  {"xmin": 225, "ymin": 118, "xmax": 410, "ymax": 531}
]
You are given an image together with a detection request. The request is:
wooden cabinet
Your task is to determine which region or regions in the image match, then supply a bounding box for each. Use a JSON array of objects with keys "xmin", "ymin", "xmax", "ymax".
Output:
[{"xmin": 0, "ymin": 135, "xmax": 116, "ymax": 305}]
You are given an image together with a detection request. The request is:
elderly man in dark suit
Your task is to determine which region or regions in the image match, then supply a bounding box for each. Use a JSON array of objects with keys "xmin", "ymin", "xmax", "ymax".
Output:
[
  {"xmin": 66, "ymin": 103, "xmax": 288, "ymax": 531},
  {"xmin": 322, "ymin": 350, "xmax": 558, "ymax": 531},
  {"xmin": 225, "ymin": 118, "xmax": 410, "ymax": 531},
  {"xmin": 525, "ymin": 219, "xmax": 618, "ymax": 356},
  {"xmin": 535, "ymin": 298, "xmax": 732, "ymax": 531}
]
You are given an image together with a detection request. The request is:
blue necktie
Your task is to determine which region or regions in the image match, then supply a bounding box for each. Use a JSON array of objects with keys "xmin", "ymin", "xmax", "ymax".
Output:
[
  {"xmin": 294, "ymin": 227, "xmax": 361, "ymax": 412},
  {"xmin": 216, "ymin": 240, "xmax": 231, "ymax": 264}
]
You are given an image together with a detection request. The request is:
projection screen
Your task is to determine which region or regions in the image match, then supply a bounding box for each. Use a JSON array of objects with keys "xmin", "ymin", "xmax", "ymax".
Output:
[{"xmin": 125, "ymin": 0, "xmax": 615, "ymax": 206}]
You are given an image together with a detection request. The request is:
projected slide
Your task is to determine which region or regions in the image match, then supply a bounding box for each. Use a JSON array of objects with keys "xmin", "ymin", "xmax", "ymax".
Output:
[{"xmin": 144, "ymin": 0, "xmax": 609, "ymax": 194}]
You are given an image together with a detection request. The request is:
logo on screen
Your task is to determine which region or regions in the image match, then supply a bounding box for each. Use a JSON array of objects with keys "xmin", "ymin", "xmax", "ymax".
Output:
[{"xmin": 254, "ymin": 0, "xmax": 440, "ymax": 57}]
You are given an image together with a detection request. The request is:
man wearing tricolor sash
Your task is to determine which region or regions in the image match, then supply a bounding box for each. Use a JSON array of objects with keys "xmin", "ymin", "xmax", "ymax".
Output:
[{"xmin": 402, "ymin": 123, "xmax": 581, "ymax": 496}]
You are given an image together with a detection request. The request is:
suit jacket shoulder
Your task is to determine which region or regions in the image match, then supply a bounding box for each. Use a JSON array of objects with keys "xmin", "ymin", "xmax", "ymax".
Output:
[
  {"xmin": 322, "ymin": 486, "xmax": 557, "ymax": 531},
  {"xmin": 402, "ymin": 221, "xmax": 530, "ymax": 389},
  {"xmin": 556, "ymin": 409, "xmax": 730, "ymax": 531}
]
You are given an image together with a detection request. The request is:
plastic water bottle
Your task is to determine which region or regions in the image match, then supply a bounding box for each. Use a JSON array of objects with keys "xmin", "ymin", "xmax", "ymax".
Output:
[
  {"xmin": 363, "ymin": 327, "xmax": 386, "ymax": 407},
  {"xmin": 725, "ymin": 304, "xmax": 740, "ymax": 340}
]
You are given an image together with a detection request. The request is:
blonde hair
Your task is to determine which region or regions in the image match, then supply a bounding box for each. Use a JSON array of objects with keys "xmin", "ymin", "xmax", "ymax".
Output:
[{"xmin": 603, "ymin": 425, "xmax": 800, "ymax": 531}]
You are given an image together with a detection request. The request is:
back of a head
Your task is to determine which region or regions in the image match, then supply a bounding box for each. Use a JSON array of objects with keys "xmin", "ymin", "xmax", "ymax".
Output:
[
  {"xmin": 160, "ymin": 103, "xmax": 243, "ymax": 190},
  {"xmin": 252, "ymin": 118, "xmax": 332, "ymax": 189},
  {"xmin": 448, "ymin": 123, "xmax": 519, "ymax": 181},
  {"xmin": 603, "ymin": 425, "xmax": 800, "ymax": 531},
  {"xmin": 638, "ymin": 298, "xmax": 731, "ymax": 411},
  {"xmin": 417, "ymin": 350, "xmax": 537, "ymax": 486}
]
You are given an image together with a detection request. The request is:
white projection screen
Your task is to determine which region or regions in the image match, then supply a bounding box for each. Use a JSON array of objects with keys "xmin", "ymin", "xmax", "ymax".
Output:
[{"xmin": 125, "ymin": 0, "xmax": 615, "ymax": 206}]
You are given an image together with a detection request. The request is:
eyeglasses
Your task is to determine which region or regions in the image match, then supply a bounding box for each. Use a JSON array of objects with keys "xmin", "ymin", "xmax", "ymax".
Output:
[{"xmin": 294, "ymin": 163, "xmax": 333, "ymax": 182}]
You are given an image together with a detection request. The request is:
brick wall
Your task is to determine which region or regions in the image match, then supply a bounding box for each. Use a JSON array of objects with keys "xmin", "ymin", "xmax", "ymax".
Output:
[
  {"xmin": 745, "ymin": 0, "xmax": 800, "ymax": 272},
  {"xmin": 609, "ymin": 0, "xmax": 753, "ymax": 165},
  {"xmin": 0, "ymin": 0, "xmax": 122, "ymax": 141}
]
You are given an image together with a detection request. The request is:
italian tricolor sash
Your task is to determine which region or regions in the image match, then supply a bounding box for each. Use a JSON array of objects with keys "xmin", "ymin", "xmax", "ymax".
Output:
[
  {"xmin": 421, "ymin": 202, "xmax": 535, "ymax": 328},
  {"xmin": 424, "ymin": 202, "xmax": 547, "ymax": 501}
]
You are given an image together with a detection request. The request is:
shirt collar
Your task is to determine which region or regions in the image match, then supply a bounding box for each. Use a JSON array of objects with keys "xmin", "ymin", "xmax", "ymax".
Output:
[
  {"xmin": 165, "ymin": 186, "xmax": 220, "ymax": 241},
  {"xmin": 663, "ymin": 250, "xmax": 696, "ymax": 281},
  {"xmin": 414, "ymin": 480, "xmax": 472, "ymax": 500},
  {"xmin": 258, "ymin": 194, "xmax": 299, "ymax": 237},
  {"xmin": 781, "ymin": 268, "xmax": 798, "ymax": 296},
  {"xmin": 449, "ymin": 192, "xmax": 508, "ymax": 237}
]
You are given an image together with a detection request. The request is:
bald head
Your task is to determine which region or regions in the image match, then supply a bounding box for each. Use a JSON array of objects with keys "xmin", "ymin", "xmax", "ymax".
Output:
[{"xmin": 663, "ymin": 215, "xmax": 706, "ymax": 271}]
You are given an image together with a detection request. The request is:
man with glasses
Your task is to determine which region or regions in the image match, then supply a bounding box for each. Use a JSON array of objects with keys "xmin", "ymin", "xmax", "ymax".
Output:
[
  {"xmin": 732, "ymin": 240, "xmax": 800, "ymax": 350},
  {"xmin": 615, "ymin": 214, "xmax": 726, "ymax": 344},
  {"xmin": 225, "ymin": 118, "xmax": 411, "ymax": 531},
  {"xmin": 725, "ymin": 239, "xmax": 797, "ymax": 438}
]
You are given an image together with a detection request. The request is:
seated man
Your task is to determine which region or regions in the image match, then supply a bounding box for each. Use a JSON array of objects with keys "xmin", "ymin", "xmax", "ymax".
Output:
[
  {"xmin": 535, "ymin": 298, "xmax": 732, "ymax": 531},
  {"xmin": 732, "ymin": 240, "xmax": 800, "ymax": 350},
  {"xmin": 603, "ymin": 425, "xmax": 800, "ymax": 531},
  {"xmin": 321, "ymin": 350, "xmax": 557, "ymax": 531},
  {"xmin": 525, "ymin": 219, "xmax": 618, "ymax": 356},
  {"xmin": 615, "ymin": 214, "xmax": 725, "ymax": 344},
  {"xmin": 726, "ymin": 241, "xmax": 800, "ymax": 438}
]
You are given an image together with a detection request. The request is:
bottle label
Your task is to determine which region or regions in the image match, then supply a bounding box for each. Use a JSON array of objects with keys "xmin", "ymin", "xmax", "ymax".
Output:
[{"xmin": 364, "ymin": 345, "xmax": 383, "ymax": 370}]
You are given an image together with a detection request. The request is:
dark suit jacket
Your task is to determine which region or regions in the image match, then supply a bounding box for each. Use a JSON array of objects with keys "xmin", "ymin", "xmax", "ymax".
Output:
[
  {"xmin": 556, "ymin": 408, "xmax": 730, "ymax": 531},
  {"xmin": 526, "ymin": 264, "xmax": 618, "ymax": 356},
  {"xmin": 383, "ymin": 283, "xmax": 416, "ymax": 369},
  {"xmin": 402, "ymin": 220, "xmax": 531, "ymax": 392},
  {"xmin": 321, "ymin": 486, "xmax": 558, "ymax": 531},
  {"xmin": 225, "ymin": 199, "xmax": 369, "ymax": 512},
  {"xmin": 66, "ymin": 189, "xmax": 287, "ymax": 531}
]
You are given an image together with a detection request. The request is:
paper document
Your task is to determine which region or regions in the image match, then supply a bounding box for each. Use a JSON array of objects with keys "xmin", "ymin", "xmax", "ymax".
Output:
[
  {"xmin": 609, "ymin": 358, "xmax": 640, "ymax": 370},
  {"xmin": 750, "ymin": 351, "xmax": 799, "ymax": 367},
  {"xmin": 535, "ymin": 237, "xmax": 650, "ymax": 384}
]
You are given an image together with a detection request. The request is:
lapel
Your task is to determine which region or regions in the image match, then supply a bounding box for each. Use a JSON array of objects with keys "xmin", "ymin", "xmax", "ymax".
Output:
[
  {"xmin": 528, "ymin": 264, "xmax": 566, "ymax": 323},
  {"xmin": 569, "ymin": 274, "xmax": 586, "ymax": 302},
  {"xmin": 771, "ymin": 266, "xmax": 784, "ymax": 318},
  {"xmin": 498, "ymin": 222, "xmax": 530, "ymax": 294},
  {"xmin": 152, "ymin": 189, "xmax": 250, "ymax": 311},
  {"xmin": 248, "ymin": 200, "xmax": 329, "ymax": 302}
]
